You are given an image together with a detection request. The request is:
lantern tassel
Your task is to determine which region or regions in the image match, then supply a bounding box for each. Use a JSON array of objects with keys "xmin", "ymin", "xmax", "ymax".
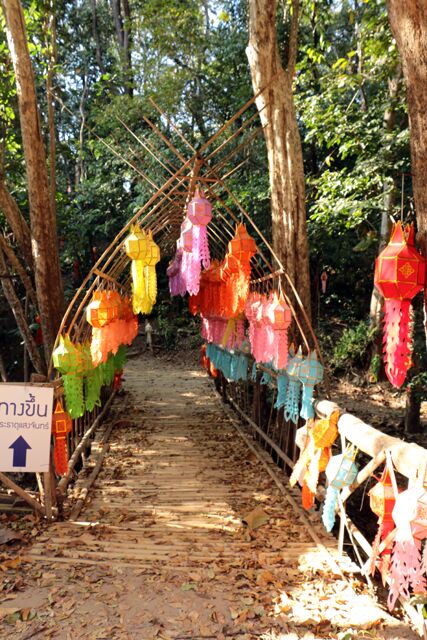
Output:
[
  {"xmin": 131, "ymin": 260, "xmax": 147, "ymax": 314},
  {"xmin": 388, "ymin": 537, "xmax": 426, "ymax": 610},
  {"xmin": 302, "ymin": 482, "xmax": 315, "ymax": 510},
  {"xmin": 53, "ymin": 437, "xmax": 68, "ymax": 476},
  {"xmin": 383, "ymin": 298, "xmax": 413, "ymax": 388},
  {"xmin": 322, "ymin": 485, "xmax": 339, "ymax": 532}
]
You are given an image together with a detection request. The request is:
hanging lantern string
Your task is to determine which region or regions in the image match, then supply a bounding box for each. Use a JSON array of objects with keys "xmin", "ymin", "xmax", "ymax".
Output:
[{"xmin": 401, "ymin": 172, "xmax": 405, "ymax": 226}]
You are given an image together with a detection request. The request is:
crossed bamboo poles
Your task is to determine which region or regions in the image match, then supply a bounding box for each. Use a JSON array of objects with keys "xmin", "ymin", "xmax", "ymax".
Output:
[{"xmin": 48, "ymin": 85, "xmax": 323, "ymax": 378}]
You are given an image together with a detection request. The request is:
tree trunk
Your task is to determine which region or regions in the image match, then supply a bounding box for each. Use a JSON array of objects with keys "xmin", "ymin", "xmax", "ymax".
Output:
[
  {"xmin": 1, "ymin": 0, "xmax": 64, "ymax": 366},
  {"xmin": 0, "ymin": 247, "xmax": 45, "ymax": 373},
  {"xmin": 90, "ymin": 0, "xmax": 104, "ymax": 73},
  {"xmin": 0, "ymin": 179, "xmax": 33, "ymax": 269},
  {"xmin": 246, "ymin": 0, "xmax": 311, "ymax": 320},
  {"xmin": 46, "ymin": 5, "xmax": 57, "ymax": 220},
  {"xmin": 386, "ymin": 1, "xmax": 427, "ymax": 339},
  {"xmin": 111, "ymin": 0, "xmax": 133, "ymax": 96}
]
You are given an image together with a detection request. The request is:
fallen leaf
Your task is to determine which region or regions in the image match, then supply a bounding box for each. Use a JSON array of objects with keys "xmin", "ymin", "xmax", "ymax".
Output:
[
  {"xmin": 181, "ymin": 582, "xmax": 197, "ymax": 591},
  {"xmin": 242, "ymin": 507, "xmax": 269, "ymax": 531},
  {"xmin": 256, "ymin": 570, "xmax": 276, "ymax": 587},
  {"xmin": 0, "ymin": 527, "xmax": 23, "ymax": 545},
  {"xmin": 0, "ymin": 556, "xmax": 23, "ymax": 571}
]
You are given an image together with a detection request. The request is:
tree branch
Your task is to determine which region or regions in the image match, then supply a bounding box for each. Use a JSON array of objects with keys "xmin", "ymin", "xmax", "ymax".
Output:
[
  {"xmin": 0, "ymin": 179, "xmax": 33, "ymax": 269},
  {"xmin": 0, "ymin": 235, "xmax": 37, "ymax": 307},
  {"xmin": 0, "ymin": 246, "xmax": 45, "ymax": 374}
]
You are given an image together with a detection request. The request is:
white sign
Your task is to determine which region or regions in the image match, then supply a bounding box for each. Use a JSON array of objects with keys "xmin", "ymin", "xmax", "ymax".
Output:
[{"xmin": 0, "ymin": 385, "xmax": 54, "ymax": 473}]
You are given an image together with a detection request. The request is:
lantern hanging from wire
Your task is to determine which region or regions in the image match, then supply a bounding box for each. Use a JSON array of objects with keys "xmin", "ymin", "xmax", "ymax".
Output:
[
  {"xmin": 374, "ymin": 222, "xmax": 426, "ymax": 388},
  {"xmin": 322, "ymin": 445, "xmax": 358, "ymax": 532},
  {"xmin": 228, "ymin": 223, "xmax": 257, "ymax": 273},
  {"xmin": 52, "ymin": 336, "xmax": 86, "ymax": 418},
  {"xmin": 284, "ymin": 347, "xmax": 304, "ymax": 424},
  {"xmin": 266, "ymin": 293, "xmax": 292, "ymax": 370},
  {"xmin": 176, "ymin": 188, "xmax": 212, "ymax": 297},
  {"xmin": 311, "ymin": 410, "xmax": 339, "ymax": 449},
  {"xmin": 125, "ymin": 224, "xmax": 150, "ymax": 315},
  {"xmin": 86, "ymin": 290, "xmax": 120, "ymax": 328},
  {"xmin": 297, "ymin": 352, "xmax": 324, "ymax": 420},
  {"xmin": 368, "ymin": 465, "xmax": 398, "ymax": 584},
  {"xmin": 51, "ymin": 399, "xmax": 73, "ymax": 476}
]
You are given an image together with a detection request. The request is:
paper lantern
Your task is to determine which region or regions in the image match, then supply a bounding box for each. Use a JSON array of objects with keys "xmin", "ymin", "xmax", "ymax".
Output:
[
  {"xmin": 51, "ymin": 399, "xmax": 72, "ymax": 476},
  {"xmin": 284, "ymin": 347, "xmax": 304, "ymax": 424},
  {"xmin": 145, "ymin": 230, "xmax": 160, "ymax": 267},
  {"xmin": 374, "ymin": 222, "xmax": 426, "ymax": 388},
  {"xmin": 228, "ymin": 224, "xmax": 257, "ymax": 264},
  {"xmin": 298, "ymin": 352, "xmax": 324, "ymax": 420},
  {"xmin": 388, "ymin": 486, "xmax": 427, "ymax": 610},
  {"xmin": 369, "ymin": 467, "xmax": 398, "ymax": 583},
  {"xmin": 311, "ymin": 410, "xmax": 339, "ymax": 449},
  {"xmin": 124, "ymin": 224, "xmax": 147, "ymax": 261},
  {"xmin": 187, "ymin": 187, "xmax": 212, "ymax": 226},
  {"xmin": 175, "ymin": 191, "xmax": 212, "ymax": 297},
  {"xmin": 322, "ymin": 446, "xmax": 358, "ymax": 532},
  {"xmin": 86, "ymin": 290, "xmax": 120, "ymax": 328}
]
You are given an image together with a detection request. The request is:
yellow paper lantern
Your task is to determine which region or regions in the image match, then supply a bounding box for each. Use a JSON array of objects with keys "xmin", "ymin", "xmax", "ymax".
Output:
[{"xmin": 124, "ymin": 224, "xmax": 147, "ymax": 261}]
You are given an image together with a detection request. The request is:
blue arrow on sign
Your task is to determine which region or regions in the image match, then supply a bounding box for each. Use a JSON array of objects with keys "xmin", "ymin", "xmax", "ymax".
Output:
[{"xmin": 9, "ymin": 436, "xmax": 32, "ymax": 468}]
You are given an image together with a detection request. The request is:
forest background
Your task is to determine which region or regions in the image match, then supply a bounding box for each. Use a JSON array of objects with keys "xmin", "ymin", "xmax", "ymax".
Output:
[{"xmin": 0, "ymin": 0, "xmax": 426, "ymax": 429}]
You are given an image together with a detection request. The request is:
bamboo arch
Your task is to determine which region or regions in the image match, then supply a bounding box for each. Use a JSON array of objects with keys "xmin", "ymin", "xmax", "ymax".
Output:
[{"xmin": 48, "ymin": 90, "xmax": 323, "ymax": 378}]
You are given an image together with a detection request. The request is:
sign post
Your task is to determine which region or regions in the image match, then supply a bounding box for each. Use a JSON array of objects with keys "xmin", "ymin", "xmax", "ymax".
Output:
[{"xmin": 0, "ymin": 385, "xmax": 54, "ymax": 473}]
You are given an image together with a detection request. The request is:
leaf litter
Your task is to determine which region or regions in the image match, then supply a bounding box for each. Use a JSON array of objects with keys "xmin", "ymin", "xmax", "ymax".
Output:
[{"xmin": 0, "ymin": 353, "xmax": 420, "ymax": 639}]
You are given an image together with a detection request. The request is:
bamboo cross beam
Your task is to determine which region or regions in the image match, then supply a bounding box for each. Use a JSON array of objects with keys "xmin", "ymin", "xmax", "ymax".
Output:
[
  {"xmin": 143, "ymin": 115, "xmax": 187, "ymax": 164},
  {"xmin": 116, "ymin": 115, "xmax": 177, "ymax": 176},
  {"xmin": 92, "ymin": 268, "xmax": 124, "ymax": 289}
]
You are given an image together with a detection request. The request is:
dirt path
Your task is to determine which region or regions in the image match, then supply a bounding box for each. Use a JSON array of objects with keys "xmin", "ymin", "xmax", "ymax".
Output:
[{"xmin": 0, "ymin": 354, "xmax": 419, "ymax": 639}]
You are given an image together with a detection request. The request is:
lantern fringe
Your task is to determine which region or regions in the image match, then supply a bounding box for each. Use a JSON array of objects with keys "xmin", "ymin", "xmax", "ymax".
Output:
[
  {"xmin": 284, "ymin": 379, "xmax": 301, "ymax": 425},
  {"xmin": 302, "ymin": 483, "xmax": 315, "ymax": 510},
  {"xmin": 383, "ymin": 298, "xmax": 413, "ymax": 388},
  {"xmin": 53, "ymin": 437, "xmax": 69, "ymax": 476},
  {"xmin": 63, "ymin": 373, "xmax": 85, "ymax": 419},
  {"xmin": 388, "ymin": 538, "xmax": 426, "ymax": 610},
  {"xmin": 322, "ymin": 486, "xmax": 339, "ymax": 532},
  {"xmin": 147, "ymin": 265, "xmax": 158, "ymax": 305}
]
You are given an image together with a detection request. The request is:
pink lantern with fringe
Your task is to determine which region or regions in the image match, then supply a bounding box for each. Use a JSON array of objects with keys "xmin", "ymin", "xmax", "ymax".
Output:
[{"xmin": 387, "ymin": 486, "xmax": 427, "ymax": 610}]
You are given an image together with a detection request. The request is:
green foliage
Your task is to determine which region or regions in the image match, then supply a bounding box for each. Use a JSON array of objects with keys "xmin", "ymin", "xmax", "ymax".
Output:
[{"xmin": 330, "ymin": 320, "xmax": 375, "ymax": 373}]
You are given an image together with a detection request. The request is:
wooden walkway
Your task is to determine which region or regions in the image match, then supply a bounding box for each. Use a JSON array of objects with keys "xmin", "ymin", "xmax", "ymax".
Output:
[{"xmin": 2, "ymin": 355, "xmax": 416, "ymax": 639}]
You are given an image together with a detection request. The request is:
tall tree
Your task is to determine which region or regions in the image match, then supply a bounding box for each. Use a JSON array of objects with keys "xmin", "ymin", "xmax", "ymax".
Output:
[
  {"xmin": 111, "ymin": 0, "xmax": 133, "ymax": 96},
  {"xmin": 1, "ymin": 0, "xmax": 64, "ymax": 368},
  {"xmin": 386, "ymin": 1, "xmax": 427, "ymax": 333},
  {"xmin": 246, "ymin": 0, "xmax": 311, "ymax": 318},
  {"xmin": 386, "ymin": 0, "xmax": 427, "ymax": 430}
]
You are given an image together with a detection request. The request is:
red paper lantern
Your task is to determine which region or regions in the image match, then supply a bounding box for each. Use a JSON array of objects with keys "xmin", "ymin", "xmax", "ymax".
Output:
[
  {"xmin": 374, "ymin": 223, "xmax": 426, "ymax": 387},
  {"xmin": 374, "ymin": 223, "xmax": 425, "ymax": 300}
]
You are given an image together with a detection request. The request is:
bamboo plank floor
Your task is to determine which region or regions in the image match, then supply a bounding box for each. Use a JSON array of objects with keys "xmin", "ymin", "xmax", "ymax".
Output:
[{"xmin": 12, "ymin": 354, "xmax": 416, "ymax": 639}]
